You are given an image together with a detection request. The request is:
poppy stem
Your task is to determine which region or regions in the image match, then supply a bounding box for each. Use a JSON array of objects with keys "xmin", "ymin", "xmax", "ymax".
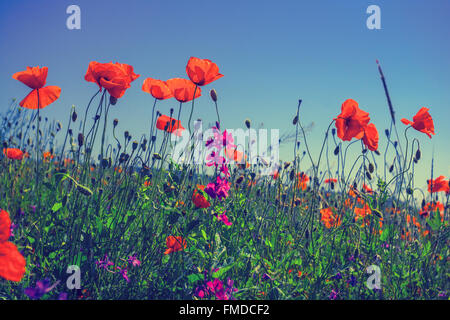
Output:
[
  {"xmin": 187, "ymin": 85, "xmax": 198, "ymax": 135},
  {"xmin": 214, "ymin": 100, "xmax": 221, "ymax": 125},
  {"xmin": 145, "ymin": 98, "xmax": 158, "ymax": 164}
]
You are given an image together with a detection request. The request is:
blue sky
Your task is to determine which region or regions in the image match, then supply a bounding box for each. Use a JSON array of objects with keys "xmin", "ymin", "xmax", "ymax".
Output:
[{"xmin": 1, "ymin": 0, "xmax": 449, "ymax": 189}]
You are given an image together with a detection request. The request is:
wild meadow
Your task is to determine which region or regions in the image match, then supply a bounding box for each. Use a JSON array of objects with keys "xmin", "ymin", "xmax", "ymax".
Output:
[{"xmin": 0, "ymin": 57, "xmax": 448, "ymax": 300}]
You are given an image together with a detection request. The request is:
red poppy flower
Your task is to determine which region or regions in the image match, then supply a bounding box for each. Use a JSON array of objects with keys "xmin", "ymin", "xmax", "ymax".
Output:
[
  {"xmin": 186, "ymin": 57, "xmax": 224, "ymax": 86},
  {"xmin": 164, "ymin": 236, "xmax": 187, "ymax": 254},
  {"xmin": 0, "ymin": 210, "xmax": 11, "ymax": 242},
  {"xmin": 324, "ymin": 178, "xmax": 337, "ymax": 184},
  {"xmin": 427, "ymin": 176, "xmax": 450, "ymax": 194},
  {"xmin": 84, "ymin": 61, "xmax": 140, "ymax": 99},
  {"xmin": 3, "ymin": 148, "xmax": 24, "ymax": 160},
  {"xmin": 12, "ymin": 66, "xmax": 61, "ymax": 109},
  {"xmin": 362, "ymin": 123, "xmax": 379, "ymax": 151},
  {"xmin": 320, "ymin": 207, "xmax": 341, "ymax": 228},
  {"xmin": 192, "ymin": 185, "xmax": 211, "ymax": 209},
  {"xmin": 142, "ymin": 78, "xmax": 173, "ymax": 100},
  {"xmin": 0, "ymin": 210, "xmax": 26, "ymax": 282},
  {"xmin": 296, "ymin": 172, "xmax": 309, "ymax": 190},
  {"xmin": 156, "ymin": 115, "xmax": 185, "ymax": 137},
  {"xmin": 362, "ymin": 184, "xmax": 373, "ymax": 194},
  {"xmin": 165, "ymin": 78, "xmax": 201, "ymax": 103},
  {"xmin": 401, "ymin": 107, "xmax": 435, "ymax": 138},
  {"xmin": 224, "ymin": 147, "xmax": 244, "ymax": 163},
  {"xmin": 419, "ymin": 201, "xmax": 444, "ymax": 218},
  {"xmin": 334, "ymin": 99, "xmax": 370, "ymax": 141}
]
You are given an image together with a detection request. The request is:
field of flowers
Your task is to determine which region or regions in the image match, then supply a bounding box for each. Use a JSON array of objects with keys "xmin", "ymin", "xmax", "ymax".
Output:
[{"xmin": 0, "ymin": 57, "xmax": 448, "ymax": 300}]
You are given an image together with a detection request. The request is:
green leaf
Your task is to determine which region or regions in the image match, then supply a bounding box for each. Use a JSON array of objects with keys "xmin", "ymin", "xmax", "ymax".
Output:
[
  {"xmin": 201, "ymin": 229, "xmax": 208, "ymax": 241},
  {"xmin": 212, "ymin": 263, "xmax": 235, "ymax": 279},
  {"xmin": 187, "ymin": 273, "xmax": 204, "ymax": 284},
  {"xmin": 52, "ymin": 202, "xmax": 63, "ymax": 213}
]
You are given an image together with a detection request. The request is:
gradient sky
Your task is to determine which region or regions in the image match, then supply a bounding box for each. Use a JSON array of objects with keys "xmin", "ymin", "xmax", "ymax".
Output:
[{"xmin": 1, "ymin": 0, "xmax": 449, "ymax": 191}]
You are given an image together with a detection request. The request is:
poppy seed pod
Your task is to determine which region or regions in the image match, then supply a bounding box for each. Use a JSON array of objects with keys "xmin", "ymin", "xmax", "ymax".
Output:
[
  {"xmin": 113, "ymin": 118, "xmax": 118, "ymax": 127},
  {"xmin": 245, "ymin": 119, "xmax": 251, "ymax": 129},
  {"xmin": 210, "ymin": 89, "xmax": 218, "ymax": 102},
  {"xmin": 368, "ymin": 163, "xmax": 374, "ymax": 173},
  {"xmin": 78, "ymin": 133, "xmax": 84, "ymax": 147}
]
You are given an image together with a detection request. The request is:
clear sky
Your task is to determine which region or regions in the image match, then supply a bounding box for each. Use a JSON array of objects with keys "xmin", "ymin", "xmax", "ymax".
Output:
[{"xmin": 1, "ymin": 0, "xmax": 449, "ymax": 191}]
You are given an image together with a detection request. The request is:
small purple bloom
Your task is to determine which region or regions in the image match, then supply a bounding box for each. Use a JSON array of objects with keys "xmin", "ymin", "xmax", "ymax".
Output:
[
  {"xmin": 329, "ymin": 289, "xmax": 339, "ymax": 300},
  {"xmin": 127, "ymin": 254, "xmax": 141, "ymax": 267},
  {"xmin": 25, "ymin": 279, "xmax": 60, "ymax": 299}
]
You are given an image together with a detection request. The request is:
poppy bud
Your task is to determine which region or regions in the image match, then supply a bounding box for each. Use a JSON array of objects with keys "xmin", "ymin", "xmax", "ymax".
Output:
[
  {"xmin": 415, "ymin": 149, "xmax": 421, "ymax": 161},
  {"xmin": 78, "ymin": 133, "xmax": 84, "ymax": 147},
  {"xmin": 153, "ymin": 153, "xmax": 162, "ymax": 160},
  {"xmin": 330, "ymin": 181, "xmax": 335, "ymax": 190},
  {"xmin": 124, "ymin": 131, "xmax": 129, "ymax": 139},
  {"xmin": 389, "ymin": 164, "xmax": 394, "ymax": 173},
  {"xmin": 62, "ymin": 195, "xmax": 68, "ymax": 207},
  {"xmin": 151, "ymin": 135, "xmax": 156, "ymax": 142},
  {"xmin": 72, "ymin": 111, "xmax": 77, "ymax": 122},
  {"xmin": 333, "ymin": 145, "xmax": 340, "ymax": 156},
  {"xmin": 393, "ymin": 141, "xmax": 398, "ymax": 148},
  {"xmin": 284, "ymin": 162, "xmax": 291, "ymax": 170},
  {"xmin": 132, "ymin": 141, "xmax": 138, "ymax": 151},
  {"xmin": 101, "ymin": 158, "xmax": 108, "ymax": 168},
  {"xmin": 94, "ymin": 115, "xmax": 100, "ymax": 121},
  {"xmin": 368, "ymin": 163, "xmax": 374, "ymax": 173},
  {"xmin": 210, "ymin": 89, "xmax": 218, "ymax": 102},
  {"xmin": 331, "ymin": 128, "xmax": 336, "ymax": 136},
  {"xmin": 68, "ymin": 129, "xmax": 73, "ymax": 136},
  {"xmin": 113, "ymin": 119, "xmax": 118, "ymax": 127},
  {"xmin": 77, "ymin": 185, "xmax": 92, "ymax": 197},
  {"xmin": 236, "ymin": 175, "xmax": 244, "ymax": 185},
  {"xmin": 366, "ymin": 172, "xmax": 372, "ymax": 180},
  {"xmin": 406, "ymin": 187, "xmax": 413, "ymax": 195},
  {"xmin": 289, "ymin": 169, "xmax": 295, "ymax": 181},
  {"xmin": 292, "ymin": 115, "xmax": 298, "ymax": 125},
  {"xmin": 110, "ymin": 96, "xmax": 118, "ymax": 105},
  {"xmin": 385, "ymin": 129, "xmax": 390, "ymax": 138},
  {"xmin": 245, "ymin": 119, "xmax": 251, "ymax": 129}
]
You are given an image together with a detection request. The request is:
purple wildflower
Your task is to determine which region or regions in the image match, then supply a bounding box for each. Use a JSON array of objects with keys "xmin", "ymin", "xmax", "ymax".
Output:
[
  {"xmin": 127, "ymin": 254, "xmax": 141, "ymax": 267},
  {"xmin": 25, "ymin": 279, "xmax": 60, "ymax": 299},
  {"xmin": 95, "ymin": 254, "xmax": 114, "ymax": 270},
  {"xmin": 329, "ymin": 289, "xmax": 339, "ymax": 300}
]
